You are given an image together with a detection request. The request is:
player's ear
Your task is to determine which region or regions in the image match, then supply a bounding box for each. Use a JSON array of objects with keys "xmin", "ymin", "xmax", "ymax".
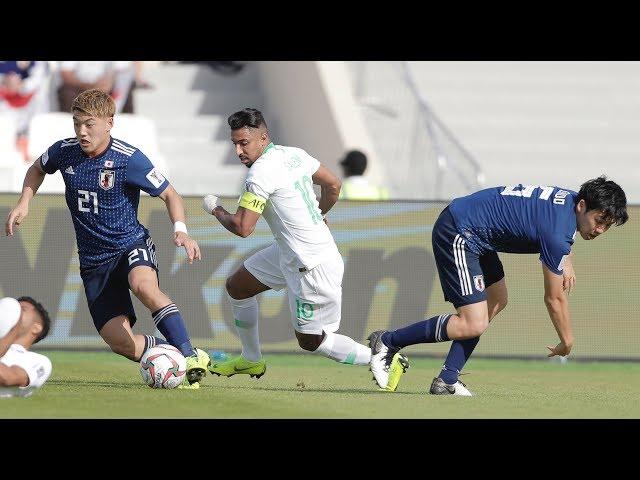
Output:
[
  {"xmin": 106, "ymin": 116, "xmax": 114, "ymax": 131},
  {"xmin": 31, "ymin": 321, "xmax": 43, "ymax": 339}
]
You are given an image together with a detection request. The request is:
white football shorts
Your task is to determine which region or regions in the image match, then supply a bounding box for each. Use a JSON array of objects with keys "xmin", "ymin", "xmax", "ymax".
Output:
[{"xmin": 244, "ymin": 242, "xmax": 343, "ymax": 334}]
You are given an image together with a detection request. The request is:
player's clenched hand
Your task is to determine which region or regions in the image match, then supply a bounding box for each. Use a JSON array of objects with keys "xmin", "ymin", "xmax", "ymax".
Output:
[
  {"xmin": 546, "ymin": 341, "xmax": 572, "ymax": 357},
  {"xmin": 174, "ymin": 232, "xmax": 202, "ymax": 264},
  {"xmin": 5, "ymin": 203, "xmax": 29, "ymax": 236},
  {"xmin": 202, "ymin": 194, "xmax": 218, "ymax": 215}
]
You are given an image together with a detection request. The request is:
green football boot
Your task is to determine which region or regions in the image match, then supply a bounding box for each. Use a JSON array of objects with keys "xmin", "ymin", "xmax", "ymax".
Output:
[
  {"xmin": 208, "ymin": 355, "xmax": 267, "ymax": 378},
  {"xmin": 383, "ymin": 352, "xmax": 410, "ymax": 392},
  {"xmin": 185, "ymin": 347, "xmax": 211, "ymax": 385}
]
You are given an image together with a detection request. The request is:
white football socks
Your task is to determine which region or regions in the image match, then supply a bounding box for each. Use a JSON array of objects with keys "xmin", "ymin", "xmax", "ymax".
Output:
[
  {"xmin": 315, "ymin": 331, "xmax": 371, "ymax": 365},
  {"xmin": 228, "ymin": 294, "xmax": 261, "ymax": 362}
]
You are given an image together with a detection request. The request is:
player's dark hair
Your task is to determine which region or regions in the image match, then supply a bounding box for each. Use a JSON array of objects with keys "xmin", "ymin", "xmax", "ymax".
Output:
[
  {"xmin": 17, "ymin": 296, "xmax": 51, "ymax": 344},
  {"xmin": 228, "ymin": 108, "xmax": 267, "ymax": 130},
  {"xmin": 577, "ymin": 175, "xmax": 628, "ymax": 226}
]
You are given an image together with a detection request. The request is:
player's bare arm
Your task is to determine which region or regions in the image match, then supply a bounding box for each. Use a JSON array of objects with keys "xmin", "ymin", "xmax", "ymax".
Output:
[
  {"xmin": 0, "ymin": 320, "xmax": 21, "ymax": 358},
  {"xmin": 202, "ymin": 191, "xmax": 262, "ymax": 238},
  {"xmin": 213, "ymin": 204, "xmax": 261, "ymax": 238},
  {"xmin": 5, "ymin": 160, "xmax": 46, "ymax": 236},
  {"xmin": 158, "ymin": 184, "xmax": 201, "ymax": 264},
  {"xmin": 542, "ymin": 263, "xmax": 574, "ymax": 357},
  {"xmin": 312, "ymin": 164, "xmax": 341, "ymax": 215},
  {"xmin": 0, "ymin": 364, "xmax": 29, "ymax": 388},
  {"xmin": 0, "ymin": 306, "xmax": 30, "ymax": 387},
  {"xmin": 562, "ymin": 251, "xmax": 576, "ymax": 294}
]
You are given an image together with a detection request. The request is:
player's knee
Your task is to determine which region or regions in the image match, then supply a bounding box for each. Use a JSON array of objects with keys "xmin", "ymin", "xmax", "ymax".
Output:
[
  {"xmin": 225, "ymin": 277, "xmax": 243, "ymax": 299},
  {"xmin": 467, "ymin": 317, "xmax": 489, "ymax": 337},
  {"xmin": 296, "ymin": 332, "xmax": 323, "ymax": 351},
  {"xmin": 130, "ymin": 280, "xmax": 157, "ymax": 303}
]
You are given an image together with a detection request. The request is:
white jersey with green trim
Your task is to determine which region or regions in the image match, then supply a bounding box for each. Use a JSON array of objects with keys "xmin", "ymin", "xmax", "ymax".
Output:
[{"xmin": 244, "ymin": 143, "xmax": 339, "ymax": 271}]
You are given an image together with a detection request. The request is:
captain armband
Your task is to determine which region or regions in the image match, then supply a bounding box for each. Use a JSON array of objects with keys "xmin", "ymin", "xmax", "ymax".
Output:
[{"xmin": 238, "ymin": 191, "xmax": 267, "ymax": 214}]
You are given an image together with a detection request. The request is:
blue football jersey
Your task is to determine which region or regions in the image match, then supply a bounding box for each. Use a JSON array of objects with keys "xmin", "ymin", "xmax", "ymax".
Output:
[
  {"xmin": 448, "ymin": 184, "xmax": 578, "ymax": 274},
  {"xmin": 39, "ymin": 137, "xmax": 169, "ymax": 267}
]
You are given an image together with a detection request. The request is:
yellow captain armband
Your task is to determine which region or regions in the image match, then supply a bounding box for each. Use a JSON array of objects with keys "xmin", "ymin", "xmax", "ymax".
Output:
[{"xmin": 238, "ymin": 191, "xmax": 267, "ymax": 214}]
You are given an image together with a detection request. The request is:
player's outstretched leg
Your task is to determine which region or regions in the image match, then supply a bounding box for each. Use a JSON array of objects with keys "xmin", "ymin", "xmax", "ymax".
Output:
[
  {"xmin": 295, "ymin": 329, "xmax": 406, "ymax": 390},
  {"xmin": 368, "ymin": 315, "xmax": 452, "ymax": 392},
  {"xmin": 299, "ymin": 330, "xmax": 370, "ymax": 365},
  {"xmin": 368, "ymin": 314, "xmax": 454, "ymax": 391}
]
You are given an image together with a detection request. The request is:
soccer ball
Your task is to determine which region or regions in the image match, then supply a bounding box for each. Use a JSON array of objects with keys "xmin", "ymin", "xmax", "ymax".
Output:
[{"xmin": 139, "ymin": 344, "xmax": 186, "ymax": 389}]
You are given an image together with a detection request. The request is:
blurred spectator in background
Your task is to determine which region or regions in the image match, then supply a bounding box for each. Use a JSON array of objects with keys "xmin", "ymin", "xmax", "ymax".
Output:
[
  {"xmin": 0, "ymin": 61, "xmax": 51, "ymax": 157},
  {"xmin": 339, "ymin": 150, "xmax": 389, "ymax": 200},
  {"xmin": 180, "ymin": 61, "xmax": 245, "ymax": 75},
  {"xmin": 134, "ymin": 61, "xmax": 153, "ymax": 89},
  {"xmin": 57, "ymin": 61, "xmax": 135, "ymax": 113},
  {"xmin": 208, "ymin": 61, "xmax": 245, "ymax": 75}
]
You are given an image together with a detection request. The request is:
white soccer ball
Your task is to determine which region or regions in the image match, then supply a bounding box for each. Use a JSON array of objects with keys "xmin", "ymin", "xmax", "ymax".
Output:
[{"xmin": 139, "ymin": 344, "xmax": 187, "ymax": 389}]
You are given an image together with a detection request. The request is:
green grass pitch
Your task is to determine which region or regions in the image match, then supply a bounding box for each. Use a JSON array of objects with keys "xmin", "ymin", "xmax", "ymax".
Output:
[{"xmin": 2, "ymin": 352, "xmax": 639, "ymax": 418}]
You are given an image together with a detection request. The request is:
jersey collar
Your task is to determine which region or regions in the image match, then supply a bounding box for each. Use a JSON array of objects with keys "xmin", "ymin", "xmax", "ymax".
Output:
[{"xmin": 261, "ymin": 142, "xmax": 275, "ymax": 155}]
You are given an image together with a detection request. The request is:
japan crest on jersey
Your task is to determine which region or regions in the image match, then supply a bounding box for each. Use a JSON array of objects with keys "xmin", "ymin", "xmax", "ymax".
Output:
[
  {"xmin": 473, "ymin": 275, "xmax": 485, "ymax": 292},
  {"xmin": 99, "ymin": 169, "xmax": 115, "ymax": 190}
]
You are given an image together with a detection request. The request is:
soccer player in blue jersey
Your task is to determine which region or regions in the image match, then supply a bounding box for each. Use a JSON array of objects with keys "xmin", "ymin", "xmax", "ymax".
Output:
[
  {"xmin": 368, "ymin": 178, "xmax": 628, "ymax": 395},
  {"xmin": 5, "ymin": 89, "xmax": 210, "ymax": 388}
]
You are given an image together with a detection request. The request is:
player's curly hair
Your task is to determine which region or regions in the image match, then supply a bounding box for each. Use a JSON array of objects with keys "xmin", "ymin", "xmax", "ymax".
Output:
[
  {"xmin": 577, "ymin": 175, "xmax": 628, "ymax": 226},
  {"xmin": 71, "ymin": 89, "xmax": 116, "ymax": 118},
  {"xmin": 16, "ymin": 296, "xmax": 51, "ymax": 344}
]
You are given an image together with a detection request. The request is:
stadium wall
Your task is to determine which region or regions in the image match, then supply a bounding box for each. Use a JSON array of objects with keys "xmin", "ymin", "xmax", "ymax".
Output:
[
  {"xmin": 257, "ymin": 61, "xmax": 385, "ymax": 185},
  {"xmin": 1, "ymin": 194, "xmax": 638, "ymax": 361}
]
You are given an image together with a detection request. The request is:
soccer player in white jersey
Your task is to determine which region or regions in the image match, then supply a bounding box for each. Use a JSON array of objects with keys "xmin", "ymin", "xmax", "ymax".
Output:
[
  {"xmin": 0, "ymin": 296, "xmax": 52, "ymax": 398},
  {"xmin": 202, "ymin": 108, "xmax": 408, "ymax": 390}
]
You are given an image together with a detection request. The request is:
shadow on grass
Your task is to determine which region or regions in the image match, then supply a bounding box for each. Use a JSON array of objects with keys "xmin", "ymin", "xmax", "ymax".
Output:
[
  {"xmin": 48, "ymin": 379, "xmax": 425, "ymax": 395},
  {"xmin": 206, "ymin": 383, "xmax": 421, "ymax": 395},
  {"xmin": 48, "ymin": 379, "xmax": 142, "ymax": 389}
]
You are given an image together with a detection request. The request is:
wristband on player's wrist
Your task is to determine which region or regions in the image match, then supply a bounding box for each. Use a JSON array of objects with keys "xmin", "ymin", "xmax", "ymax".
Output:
[{"xmin": 174, "ymin": 221, "xmax": 188, "ymax": 235}]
